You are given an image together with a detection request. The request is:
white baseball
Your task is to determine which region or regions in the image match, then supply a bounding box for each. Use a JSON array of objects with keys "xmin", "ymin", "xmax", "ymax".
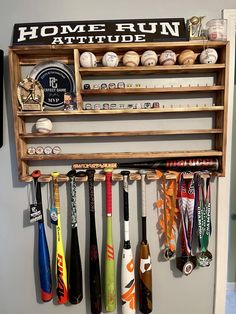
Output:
[
  {"xmin": 141, "ymin": 50, "xmax": 158, "ymax": 66},
  {"xmin": 199, "ymin": 48, "xmax": 218, "ymax": 64},
  {"xmin": 159, "ymin": 50, "xmax": 176, "ymax": 65},
  {"xmin": 80, "ymin": 51, "xmax": 97, "ymax": 67},
  {"xmin": 102, "ymin": 52, "xmax": 119, "ymax": 67},
  {"xmin": 35, "ymin": 118, "xmax": 52, "ymax": 133},
  {"xmin": 123, "ymin": 51, "xmax": 140, "ymax": 67}
]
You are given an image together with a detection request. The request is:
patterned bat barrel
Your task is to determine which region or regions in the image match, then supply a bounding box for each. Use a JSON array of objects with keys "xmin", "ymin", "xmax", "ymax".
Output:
[{"xmin": 121, "ymin": 171, "xmax": 136, "ymax": 314}]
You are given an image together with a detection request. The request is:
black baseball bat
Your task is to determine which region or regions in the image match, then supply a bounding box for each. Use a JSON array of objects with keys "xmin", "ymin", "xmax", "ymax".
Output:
[
  {"xmin": 86, "ymin": 169, "xmax": 102, "ymax": 314},
  {"xmin": 118, "ymin": 158, "xmax": 219, "ymax": 171},
  {"xmin": 67, "ymin": 170, "xmax": 83, "ymax": 304}
]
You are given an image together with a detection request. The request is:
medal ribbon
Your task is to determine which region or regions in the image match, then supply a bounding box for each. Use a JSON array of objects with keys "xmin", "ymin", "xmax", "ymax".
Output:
[
  {"xmin": 196, "ymin": 173, "xmax": 211, "ymax": 253},
  {"xmin": 163, "ymin": 174, "xmax": 178, "ymax": 252},
  {"xmin": 178, "ymin": 173, "xmax": 196, "ymax": 256}
]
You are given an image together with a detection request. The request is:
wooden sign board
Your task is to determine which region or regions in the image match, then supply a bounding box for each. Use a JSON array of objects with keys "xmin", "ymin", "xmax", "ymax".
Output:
[{"xmin": 12, "ymin": 18, "xmax": 188, "ymax": 46}]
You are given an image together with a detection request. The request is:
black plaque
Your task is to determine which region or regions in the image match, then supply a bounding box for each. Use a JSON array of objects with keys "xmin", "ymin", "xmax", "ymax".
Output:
[{"xmin": 12, "ymin": 18, "xmax": 188, "ymax": 46}]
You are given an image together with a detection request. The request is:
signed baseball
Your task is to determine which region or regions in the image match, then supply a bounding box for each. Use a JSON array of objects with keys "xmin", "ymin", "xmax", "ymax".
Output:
[
  {"xmin": 102, "ymin": 51, "xmax": 119, "ymax": 67},
  {"xmin": 141, "ymin": 50, "xmax": 158, "ymax": 66},
  {"xmin": 199, "ymin": 48, "xmax": 218, "ymax": 64},
  {"xmin": 80, "ymin": 51, "xmax": 97, "ymax": 67},
  {"xmin": 123, "ymin": 51, "xmax": 140, "ymax": 67},
  {"xmin": 178, "ymin": 49, "xmax": 196, "ymax": 65},
  {"xmin": 159, "ymin": 50, "xmax": 176, "ymax": 65}
]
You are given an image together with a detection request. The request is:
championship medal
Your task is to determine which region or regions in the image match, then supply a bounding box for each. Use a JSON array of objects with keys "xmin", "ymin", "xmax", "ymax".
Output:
[
  {"xmin": 176, "ymin": 173, "xmax": 197, "ymax": 275},
  {"xmin": 164, "ymin": 248, "xmax": 175, "ymax": 261},
  {"xmin": 196, "ymin": 172, "xmax": 212, "ymax": 267}
]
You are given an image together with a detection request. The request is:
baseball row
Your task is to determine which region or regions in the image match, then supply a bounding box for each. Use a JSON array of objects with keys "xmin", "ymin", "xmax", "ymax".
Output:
[{"xmin": 80, "ymin": 48, "xmax": 218, "ymax": 67}]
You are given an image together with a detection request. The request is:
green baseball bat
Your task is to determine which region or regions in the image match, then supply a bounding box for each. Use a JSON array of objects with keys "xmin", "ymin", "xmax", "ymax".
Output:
[{"xmin": 104, "ymin": 167, "xmax": 116, "ymax": 311}]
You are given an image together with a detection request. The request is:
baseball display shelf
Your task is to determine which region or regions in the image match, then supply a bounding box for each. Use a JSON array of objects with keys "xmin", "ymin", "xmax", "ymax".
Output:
[{"xmin": 8, "ymin": 41, "xmax": 229, "ymax": 181}]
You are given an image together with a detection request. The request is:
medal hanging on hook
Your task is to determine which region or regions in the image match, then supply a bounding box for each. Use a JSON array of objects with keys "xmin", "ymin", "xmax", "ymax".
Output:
[
  {"xmin": 156, "ymin": 171, "xmax": 179, "ymax": 261},
  {"xmin": 176, "ymin": 173, "xmax": 197, "ymax": 276},
  {"xmin": 196, "ymin": 172, "xmax": 212, "ymax": 267}
]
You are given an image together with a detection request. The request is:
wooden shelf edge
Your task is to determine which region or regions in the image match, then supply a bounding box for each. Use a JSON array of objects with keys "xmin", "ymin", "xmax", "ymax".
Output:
[
  {"xmin": 81, "ymin": 85, "xmax": 224, "ymax": 95},
  {"xmin": 9, "ymin": 40, "xmax": 228, "ymax": 52},
  {"xmin": 20, "ymin": 129, "xmax": 223, "ymax": 138},
  {"xmin": 21, "ymin": 150, "xmax": 223, "ymax": 161},
  {"xmin": 79, "ymin": 64, "xmax": 226, "ymax": 75},
  {"xmin": 17, "ymin": 106, "xmax": 225, "ymax": 117}
]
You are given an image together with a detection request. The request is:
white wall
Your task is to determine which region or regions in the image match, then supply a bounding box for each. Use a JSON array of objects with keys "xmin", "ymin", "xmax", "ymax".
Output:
[{"xmin": 1, "ymin": 2, "xmax": 236, "ymax": 314}]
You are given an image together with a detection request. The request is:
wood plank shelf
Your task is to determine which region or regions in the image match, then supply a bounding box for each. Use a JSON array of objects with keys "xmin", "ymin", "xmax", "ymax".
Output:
[
  {"xmin": 79, "ymin": 64, "xmax": 226, "ymax": 76},
  {"xmin": 17, "ymin": 106, "xmax": 225, "ymax": 117},
  {"xmin": 81, "ymin": 85, "xmax": 225, "ymax": 95},
  {"xmin": 19, "ymin": 129, "xmax": 223, "ymax": 138},
  {"xmin": 21, "ymin": 150, "xmax": 223, "ymax": 161}
]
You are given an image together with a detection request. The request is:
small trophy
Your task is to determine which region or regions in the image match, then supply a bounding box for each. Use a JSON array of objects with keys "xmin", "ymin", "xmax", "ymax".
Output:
[{"xmin": 187, "ymin": 16, "xmax": 206, "ymax": 40}]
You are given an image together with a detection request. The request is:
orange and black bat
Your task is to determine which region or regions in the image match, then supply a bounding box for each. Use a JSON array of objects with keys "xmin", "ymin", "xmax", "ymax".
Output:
[{"xmin": 139, "ymin": 170, "xmax": 152, "ymax": 314}]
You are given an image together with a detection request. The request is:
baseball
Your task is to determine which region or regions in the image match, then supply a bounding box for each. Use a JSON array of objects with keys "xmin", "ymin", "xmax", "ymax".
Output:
[
  {"xmin": 102, "ymin": 52, "xmax": 119, "ymax": 67},
  {"xmin": 123, "ymin": 51, "xmax": 140, "ymax": 67},
  {"xmin": 80, "ymin": 51, "xmax": 97, "ymax": 67},
  {"xmin": 159, "ymin": 50, "xmax": 176, "ymax": 65},
  {"xmin": 141, "ymin": 50, "xmax": 158, "ymax": 66},
  {"xmin": 35, "ymin": 118, "xmax": 53, "ymax": 133},
  {"xmin": 178, "ymin": 49, "xmax": 196, "ymax": 65},
  {"xmin": 199, "ymin": 48, "xmax": 218, "ymax": 64}
]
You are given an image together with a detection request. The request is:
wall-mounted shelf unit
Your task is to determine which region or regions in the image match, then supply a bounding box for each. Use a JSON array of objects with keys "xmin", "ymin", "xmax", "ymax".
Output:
[{"xmin": 9, "ymin": 40, "xmax": 229, "ymax": 181}]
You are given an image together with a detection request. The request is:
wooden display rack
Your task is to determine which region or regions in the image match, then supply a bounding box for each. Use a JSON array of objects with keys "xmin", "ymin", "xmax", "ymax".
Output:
[{"xmin": 8, "ymin": 41, "xmax": 229, "ymax": 181}]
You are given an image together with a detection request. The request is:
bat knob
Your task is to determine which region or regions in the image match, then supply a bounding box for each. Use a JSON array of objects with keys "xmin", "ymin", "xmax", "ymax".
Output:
[
  {"xmin": 32, "ymin": 169, "xmax": 41, "ymax": 178},
  {"xmin": 67, "ymin": 169, "xmax": 76, "ymax": 177},
  {"xmin": 86, "ymin": 169, "xmax": 95, "ymax": 176},
  {"xmin": 139, "ymin": 169, "xmax": 147, "ymax": 175},
  {"xmin": 76, "ymin": 171, "xmax": 86, "ymax": 178},
  {"xmin": 51, "ymin": 171, "xmax": 60, "ymax": 178},
  {"xmin": 120, "ymin": 170, "xmax": 130, "ymax": 176},
  {"xmin": 104, "ymin": 167, "xmax": 113, "ymax": 173}
]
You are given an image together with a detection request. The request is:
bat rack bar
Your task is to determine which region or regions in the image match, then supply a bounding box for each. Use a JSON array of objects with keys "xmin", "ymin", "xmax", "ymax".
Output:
[{"xmin": 24, "ymin": 171, "xmax": 212, "ymax": 183}]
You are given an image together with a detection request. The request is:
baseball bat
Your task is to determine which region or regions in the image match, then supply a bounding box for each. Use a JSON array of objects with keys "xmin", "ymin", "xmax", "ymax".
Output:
[
  {"xmin": 104, "ymin": 167, "xmax": 116, "ymax": 312},
  {"xmin": 86, "ymin": 169, "xmax": 102, "ymax": 314},
  {"xmin": 118, "ymin": 158, "xmax": 219, "ymax": 171},
  {"xmin": 31, "ymin": 170, "xmax": 53, "ymax": 302},
  {"xmin": 51, "ymin": 171, "xmax": 69, "ymax": 304},
  {"xmin": 139, "ymin": 170, "xmax": 152, "ymax": 314},
  {"xmin": 120, "ymin": 171, "xmax": 136, "ymax": 314},
  {"xmin": 67, "ymin": 170, "xmax": 83, "ymax": 304}
]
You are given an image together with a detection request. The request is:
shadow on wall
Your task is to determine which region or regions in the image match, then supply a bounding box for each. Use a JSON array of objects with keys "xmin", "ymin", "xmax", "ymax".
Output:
[{"xmin": 4, "ymin": 54, "xmax": 26, "ymax": 188}]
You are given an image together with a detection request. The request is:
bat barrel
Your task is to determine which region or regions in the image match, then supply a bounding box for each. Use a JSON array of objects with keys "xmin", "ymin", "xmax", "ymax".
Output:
[
  {"xmin": 104, "ymin": 167, "xmax": 116, "ymax": 312},
  {"xmin": 51, "ymin": 171, "xmax": 69, "ymax": 304},
  {"xmin": 31, "ymin": 170, "xmax": 52, "ymax": 302},
  {"xmin": 119, "ymin": 158, "xmax": 219, "ymax": 171},
  {"xmin": 120, "ymin": 171, "xmax": 136, "ymax": 313},
  {"xmin": 67, "ymin": 170, "xmax": 83, "ymax": 304},
  {"xmin": 86, "ymin": 169, "xmax": 102, "ymax": 314},
  {"xmin": 139, "ymin": 170, "xmax": 152, "ymax": 314}
]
